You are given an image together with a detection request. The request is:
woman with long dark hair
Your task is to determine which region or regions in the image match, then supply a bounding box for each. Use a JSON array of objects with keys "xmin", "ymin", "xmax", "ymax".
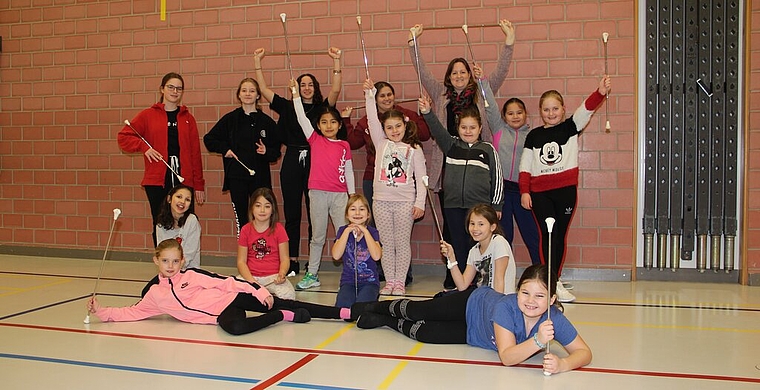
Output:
[
  {"xmin": 253, "ymin": 47, "xmax": 344, "ymax": 275},
  {"xmin": 407, "ymin": 21, "xmax": 515, "ymax": 289}
]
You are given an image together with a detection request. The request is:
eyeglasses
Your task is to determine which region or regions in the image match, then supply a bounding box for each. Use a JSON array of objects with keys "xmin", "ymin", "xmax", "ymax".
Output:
[{"xmin": 164, "ymin": 84, "xmax": 184, "ymax": 92}]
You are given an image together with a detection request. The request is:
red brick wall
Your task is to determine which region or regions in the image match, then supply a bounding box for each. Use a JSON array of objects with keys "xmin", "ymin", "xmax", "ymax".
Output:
[{"xmin": 4, "ymin": 1, "xmax": 749, "ymax": 278}]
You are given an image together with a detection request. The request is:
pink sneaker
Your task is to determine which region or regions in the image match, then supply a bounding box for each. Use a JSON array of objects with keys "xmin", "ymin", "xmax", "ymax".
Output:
[
  {"xmin": 379, "ymin": 282, "xmax": 394, "ymax": 295},
  {"xmin": 391, "ymin": 280, "xmax": 405, "ymax": 296}
]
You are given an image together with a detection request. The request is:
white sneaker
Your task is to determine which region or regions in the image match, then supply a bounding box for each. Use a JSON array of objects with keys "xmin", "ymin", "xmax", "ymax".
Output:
[
  {"xmin": 556, "ymin": 282, "xmax": 576, "ymax": 303},
  {"xmin": 559, "ymin": 279, "xmax": 574, "ymax": 290}
]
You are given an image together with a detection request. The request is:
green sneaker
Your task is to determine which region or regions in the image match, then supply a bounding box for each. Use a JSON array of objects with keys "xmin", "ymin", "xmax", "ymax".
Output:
[{"xmin": 296, "ymin": 272, "xmax": 321, "ymax": 290}]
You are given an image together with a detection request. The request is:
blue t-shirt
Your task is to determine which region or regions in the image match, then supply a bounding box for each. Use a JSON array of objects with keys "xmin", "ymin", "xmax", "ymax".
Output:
[
  {"xmin": 335, "ymin": 225, "xmax": 381, "ymax": 286},
  {"xmin": 465, "ymin": 287, "xmax": 578, "ymax": 351}
]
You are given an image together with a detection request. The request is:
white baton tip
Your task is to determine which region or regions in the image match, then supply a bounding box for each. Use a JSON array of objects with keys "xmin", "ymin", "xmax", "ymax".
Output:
[
  {"xmin": 545, "ymin": 217, "xmax": 556, "ymax": 233},
  {"xmin": 279, "ymin": 13, "xmax": 286, "ymax": 22}
]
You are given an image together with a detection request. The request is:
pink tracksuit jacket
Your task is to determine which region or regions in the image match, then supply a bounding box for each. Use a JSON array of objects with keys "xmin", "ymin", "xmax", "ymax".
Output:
[{"xmin": 94, "ymin": 269, "xmax": 272, "ymax": 325}]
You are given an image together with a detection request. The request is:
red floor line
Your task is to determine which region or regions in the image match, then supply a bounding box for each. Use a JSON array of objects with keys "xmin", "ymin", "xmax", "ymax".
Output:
[
  {"xmin": 0, "ymin": 322, "xmax": 503, "ymax": 366},
  {"xmin": 251, "ymin": 353, "xmax": 318, "ymax": 390},
  {"xmin": 3, "ymin": 322, "xmax": 759, "ymax": 384}
]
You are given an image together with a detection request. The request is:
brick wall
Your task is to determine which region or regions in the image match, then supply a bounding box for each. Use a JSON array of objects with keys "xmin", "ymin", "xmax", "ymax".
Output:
[{"xmin": 3, "ymin": 1, "xmax": 748, "ymax": 279}]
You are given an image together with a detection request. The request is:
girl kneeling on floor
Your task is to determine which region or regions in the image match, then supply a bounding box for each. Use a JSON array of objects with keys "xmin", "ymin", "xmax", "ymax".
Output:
[
  {"xmin": 87, "ymin": 239, "xmax": 355, "ymax": 335},
  {"xmin": 440, "ymin": 204, "xmax": 516, "ymax": 295},
  {"xmin": 332, "ymin": 194, "xmax": 382, "ymax": 307},
  {"xmin": 237, "ymin": 187, "xmax": 296, "ymax": 300}
]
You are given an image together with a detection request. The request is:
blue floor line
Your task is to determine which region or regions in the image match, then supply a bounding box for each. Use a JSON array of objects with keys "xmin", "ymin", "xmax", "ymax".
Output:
[
  {"xmin": 0, "ymin": 352, "xmax": 259, "ymax": 384},
  {"xmin": 0, "ymin": 352, "xmax": 363, "ymax": 389}
]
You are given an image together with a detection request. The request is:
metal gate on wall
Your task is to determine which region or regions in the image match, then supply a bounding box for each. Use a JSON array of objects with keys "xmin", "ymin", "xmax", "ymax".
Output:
[{"xmin": 639, "ymin": 0, "xmax": 741, "ymax": 281}]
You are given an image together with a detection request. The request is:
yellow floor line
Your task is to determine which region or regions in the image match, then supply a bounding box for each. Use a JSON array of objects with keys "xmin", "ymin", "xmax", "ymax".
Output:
[
  {"xmin": 311, "ymin": 323, "xmax": 426, "ymax": 389},
  {"xmin": 575, "ymin": 320, "xmax": 760, "ymax": 333},
  {"xmin": 0, "ymin": 279, "xmax": 71, "ymax": 298},
  {"xmin": 377, "ymin": 342, "xmax": 424, "ymax": 389},
  {"xmin": 313, "ymin": 323, "xmax": 355, "ymax": 350}
]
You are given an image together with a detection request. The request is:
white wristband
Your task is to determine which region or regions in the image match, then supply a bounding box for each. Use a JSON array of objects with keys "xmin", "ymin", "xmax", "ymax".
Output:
[
  {"xmin": 446, "ymin": 260, "xmax": 457, "ymax": 270},
  {"xmin": 533, "ymin": 333, "xmax": 546, "ymax": 349}
]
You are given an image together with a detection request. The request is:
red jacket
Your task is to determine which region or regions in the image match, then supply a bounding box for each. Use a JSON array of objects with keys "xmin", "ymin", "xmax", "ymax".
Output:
[{"xmin": 118, "ymin": 103, "xmax": 205, "ymax": 191}]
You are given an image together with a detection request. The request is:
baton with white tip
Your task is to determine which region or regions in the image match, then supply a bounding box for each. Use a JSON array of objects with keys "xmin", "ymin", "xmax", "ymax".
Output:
[
  {"xmin": 461, "ymin": 25, "xmax": 489, "ymax": 108},
  {"xmin": 357, "ymin": 16, "xmax": 370, "ymax": 79},
  {"xmin": 280, "ymin": 13, "xmax": 295, "ymax": 80},
  {"xmin": 542, "ymin": 216, "xmax": 556, "ymax": 376},
  {"xmin": 124, "ymin": 120, "xmax": 184, "ymax": 183},
  {"xmin": 84, "ymin": 208, "xmax": 122, "ymax": 325}
]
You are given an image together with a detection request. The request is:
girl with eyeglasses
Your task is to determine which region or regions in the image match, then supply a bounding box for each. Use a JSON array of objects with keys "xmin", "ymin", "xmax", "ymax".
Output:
[{"xmin": 118, "ymin": 72, "xmax": 206, "ymax": 247}]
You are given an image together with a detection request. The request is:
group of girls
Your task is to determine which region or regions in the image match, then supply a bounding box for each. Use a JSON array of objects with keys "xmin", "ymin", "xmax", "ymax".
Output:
[
  {"xmin": 342, "ymin": 80, "xmax": 432, "ymax": 288},
  {"xmin": 407, "ymin": 20, "xmax": 611, "ymax": 303},
  {"xmin": 110, "ymin": 16, "xmax": 613, "ymax": 374},
  {"xmin": 407, "ymin": 21, "xmax": 516, "ymax": 293},
  {"xmin": 88, "ymin": 237, "xmax": 590, "ymax": 374},
  {"xmin": 114, "ymin": 16, "xmax": 611, "ymax": 309}
]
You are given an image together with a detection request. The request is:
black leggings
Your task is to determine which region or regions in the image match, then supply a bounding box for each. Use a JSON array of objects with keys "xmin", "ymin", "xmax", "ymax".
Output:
[
  {"xmin": 280, "ymin": 147, "xmax": 311, "ymax": 258},
  {"xmin": 217, "ymin": 293, "xmax": 343, "ymax": 335},
  {"xmin": 364, "ymin": 288, "xmax": 474, "ymax": 344},
  {"xmin": 530, "ymin": 185, "xmax": 577, "ymax": 278}
]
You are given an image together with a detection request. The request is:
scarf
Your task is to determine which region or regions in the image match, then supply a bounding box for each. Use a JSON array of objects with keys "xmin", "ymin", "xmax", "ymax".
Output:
[{"xmin": 445, "ymin": 85, "xmax": 477, "ymax": 117}]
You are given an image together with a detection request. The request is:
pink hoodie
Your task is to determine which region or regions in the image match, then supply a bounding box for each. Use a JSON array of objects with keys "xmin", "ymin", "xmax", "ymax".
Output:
[{"xmin": 94, "ymin": 269, "xmax": 272, "ymax": 325}]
